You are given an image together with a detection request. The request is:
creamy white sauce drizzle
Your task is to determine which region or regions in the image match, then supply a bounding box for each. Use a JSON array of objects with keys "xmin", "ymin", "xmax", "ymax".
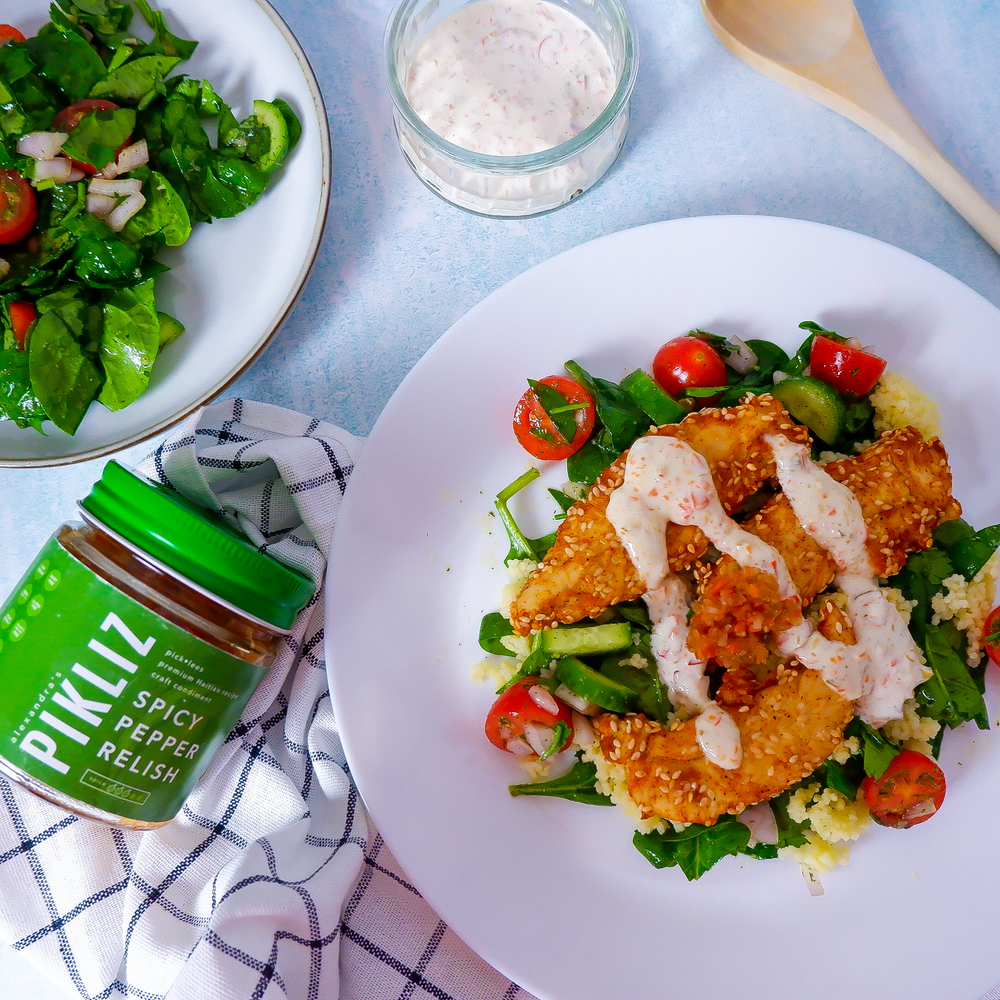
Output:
[
  {"xmin": 606, "ymin": 432, "xmax": 931, "ymax": 770},
  {"xmin": 405, "ymin": 0, "xmax": 616, "ymax": 156},
  {"xmin": 766, "ymin": 435, "xmax": 930, "ymax": 726}
]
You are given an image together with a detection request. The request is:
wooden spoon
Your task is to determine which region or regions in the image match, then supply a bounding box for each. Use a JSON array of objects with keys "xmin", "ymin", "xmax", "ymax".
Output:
[{"xmin": 701, "ymin": 0, "xmax": 1000, "ymax": 254}]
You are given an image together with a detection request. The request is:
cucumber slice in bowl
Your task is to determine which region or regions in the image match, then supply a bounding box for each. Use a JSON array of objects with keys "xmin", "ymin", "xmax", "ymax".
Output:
[
  {"xmin": 771, "ymin": 375, "xmax": 846, "ymax": 445},
  {"xmin": 250, "ymin": 99, "xmax": 290, "ymax": 172},
  {"xmin": 554, "ymin": 656, "xmax": 635, "ymax": 712}
]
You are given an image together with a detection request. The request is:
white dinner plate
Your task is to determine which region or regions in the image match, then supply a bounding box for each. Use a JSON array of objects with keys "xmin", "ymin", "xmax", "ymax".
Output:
[
  {"xmin": 325, "ymin": 216, "xmax": 1000, "ymax": 1000},
  {"xmin": 0, "ymin": 0, "xmax": 329, "ymax": 467}
]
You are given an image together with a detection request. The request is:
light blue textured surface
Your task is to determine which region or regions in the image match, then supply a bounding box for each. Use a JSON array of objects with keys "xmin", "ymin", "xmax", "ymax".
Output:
[{"xmin": 1, "ymin": 0, "xmax": 999, "ymax": 996}]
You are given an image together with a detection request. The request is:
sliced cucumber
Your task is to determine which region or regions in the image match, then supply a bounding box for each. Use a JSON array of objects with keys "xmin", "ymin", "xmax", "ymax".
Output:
[
  {"xmin": 537, "ymin": 622, "xmax": 633, "ymax": 658},
  {"xmin": 771, "ymin": 375, "xmax": 846, "ymax": 445},
  {"xmin": 555, "ymin": 656, "xmax": 635, "ymax": 712},
  {"xmin": 251, "ymin": 99, "xmax": 290, "ymax": 173},
  {"xmin": 620, "ymin": 368, "xmax": 686, "ymax": 426},
  {"xmin": 273, "ymin": 97, "xmax": 302, "ymax": 150}
]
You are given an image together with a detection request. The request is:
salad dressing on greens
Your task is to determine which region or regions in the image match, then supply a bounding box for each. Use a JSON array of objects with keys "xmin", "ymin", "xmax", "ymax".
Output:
[{"xmin": 607, "ymin": 431, "xmax": 931, "ymax": 766}]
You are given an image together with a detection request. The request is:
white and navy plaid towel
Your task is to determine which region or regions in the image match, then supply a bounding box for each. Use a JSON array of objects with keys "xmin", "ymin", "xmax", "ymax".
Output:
[{"xmin": 0, "ymin": 399, "xmax": 537, "ymax": 1000}]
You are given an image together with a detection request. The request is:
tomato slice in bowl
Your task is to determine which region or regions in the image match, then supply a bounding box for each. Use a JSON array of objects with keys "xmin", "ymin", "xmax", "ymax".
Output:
[
  {"xmin": 0, "ymin": 25, "xmax": 26, "ymax": 44},
  {"xmin": 0, "ymin": 169, "xmax": 37, "ymax": 245},
  {"xmin": 513, "ymin": 374, "xmax": 595, "ymax": 461},
  {"xmin": 809, "ymin": 335, "xmax": 887, "ymax": 396},
  {"xmin": 651, "ymin": 334, "xmax": 727, "ymax": 404},
  {"xmin": 8, "ymin": 301, "xmax": 37, "ymax": 350},
  {"xmin": 485, "ymin": 677, "xmax": 574, "ymax": 759},
  {"xmin": 862, "ymin": 749, "xmax": 946, "ymax": 829}
]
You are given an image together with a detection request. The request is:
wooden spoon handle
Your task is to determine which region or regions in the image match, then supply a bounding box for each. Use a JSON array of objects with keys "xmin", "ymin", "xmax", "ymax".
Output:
[{"xmin": 821, "ymin": 50, "xmax": 1000, "ymax": 255}]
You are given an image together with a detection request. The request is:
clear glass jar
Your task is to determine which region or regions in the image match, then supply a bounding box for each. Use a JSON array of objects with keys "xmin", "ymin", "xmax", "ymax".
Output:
[{"xmin": 385, "ymin": 0, "xmax": 639, "ymax": 217}]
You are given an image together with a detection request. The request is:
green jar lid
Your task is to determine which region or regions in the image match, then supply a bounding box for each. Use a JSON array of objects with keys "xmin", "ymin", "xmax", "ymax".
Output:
[{"xmin": 79, "ymin": 461, "xmax": 315, "ymax": 631}]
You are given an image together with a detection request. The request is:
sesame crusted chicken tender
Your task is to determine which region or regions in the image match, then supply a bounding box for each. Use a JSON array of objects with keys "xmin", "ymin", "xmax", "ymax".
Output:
[
  {"xmin": 508, "ymin": 395, "xmax": 810, "ymax": 635},
  {"xmin": 593, "ymin": 667, "xmax": 855, "ymax": 826},
  {"xmin": 730, "ymin": 425, "xmax": 962, "ymax": 603}
]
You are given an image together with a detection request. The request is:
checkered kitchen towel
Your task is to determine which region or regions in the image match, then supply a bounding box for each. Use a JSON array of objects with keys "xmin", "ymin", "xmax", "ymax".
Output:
[{"xmin": 0, "ymin": 399, "xmax": 538, "ymax": 1000}]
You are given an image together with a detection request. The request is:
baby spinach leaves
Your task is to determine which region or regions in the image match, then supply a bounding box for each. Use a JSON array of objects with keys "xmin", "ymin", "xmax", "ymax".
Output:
[{"xmin": 0, "ymin": 0, "xmax": 301, "ymax": 435}]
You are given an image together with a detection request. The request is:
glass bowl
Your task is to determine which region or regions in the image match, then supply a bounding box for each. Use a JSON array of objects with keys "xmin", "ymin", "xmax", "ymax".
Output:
[{"xmin": 384, "ymin": 0, "xmax": 639, "ymax": 218}]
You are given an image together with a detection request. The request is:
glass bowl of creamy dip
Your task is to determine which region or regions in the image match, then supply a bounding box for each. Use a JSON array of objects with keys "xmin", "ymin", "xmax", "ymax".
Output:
[{"xmin": 385, "ymin": 0, "xmax": 638, "ymax": 217}]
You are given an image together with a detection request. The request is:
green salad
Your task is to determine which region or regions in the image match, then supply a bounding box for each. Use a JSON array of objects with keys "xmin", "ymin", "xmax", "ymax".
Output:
[{"xmin": 0, "ymin": 1, "xmax": 300, "ymax": 435}]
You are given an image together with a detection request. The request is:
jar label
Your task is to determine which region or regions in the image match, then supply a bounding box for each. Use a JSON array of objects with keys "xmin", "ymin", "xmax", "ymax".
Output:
[{"xmin": 0, "ymin": 536, "xmax": 268, "ymax": 824}]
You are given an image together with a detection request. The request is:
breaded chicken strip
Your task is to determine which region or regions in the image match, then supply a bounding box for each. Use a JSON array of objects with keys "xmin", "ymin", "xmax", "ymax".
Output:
[
  {"xmin": 593, "ymin": 666, "xmax": 854, "ymax": 826},
  {"xmin": 509, "ymin": 395, "xmax": 810, "ymax": 635},
  {"xmin": 706, "ymin": 426, "xmax": 962, "ymax": 606}
]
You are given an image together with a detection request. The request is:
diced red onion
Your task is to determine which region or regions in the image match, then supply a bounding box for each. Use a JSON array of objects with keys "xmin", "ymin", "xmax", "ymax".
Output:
[
  {"xmin": 555, "ymin": 683, "xmax": 596, "ymax": 714},
  {"xmin": 506, "ymin": 737, "xmax": 534, "ymax": 756},
  {"xmin": 66, "ymin": 166, "xmax": 86, "ymax": 183},
  {"xmin": 17, "ymin": 131, "xmax": 67, "ymax": 160},
  {"xmin": 89, "ymin": 177, "xmax": 142, "ymax": 197},
  {"xmin": 772, "ymin": 370, "xmax": 789, "ymax": 384},
  {"xmin": 804, "ymin": 869, "xmax": 825, "ymax": 897},
  {"xmin": 86, "ymin": 193, "xmax": 117, "ymax": 219},
  {"xmin": 725, "ymin": 335, "xmax": 758, "ymax": 374},
  {"xmin": 736, "ymin": 802, "xmax": 778, "ymax": 845},
  {"xmin": 527, "ymin": 684, "xmax": 560, "ymax": 716},
  {"xmin": 571, "ymin": 710, "xmax": 594, "ymax": 747},
  {"xmin": 32, "ymin": 158, "xmax": 74, "ymax": 183},
  {"xmin": 107, "ymin": 192, "xmax": 146, "ymax": 232},
  {"xmin": 901, "ymin": 798, "xmax": 938, "ymax": 824},
  {"xmin": 522, "ymin": 722, "xmax": 555, "ymax": 757},
  {"xmin": 114, "ymin": 139, "xmax": 149, "ymax": 175}
]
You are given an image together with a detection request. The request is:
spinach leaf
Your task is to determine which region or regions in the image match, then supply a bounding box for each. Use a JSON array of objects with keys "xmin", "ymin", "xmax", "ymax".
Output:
[
  {"xmin": 509, "ymin": 758, "xmax": 613, "ymax": 806},
  {"xmin": 565, "ymin": 437, "xmax": 614, "ymax": 487},
  {"xmin": 932, "ymin": 518, "xmax": 1000, "ymax": 581},
  {"xmin": 565, "ymin": 359, "xmax": 646, "ymax": 455},
  {"xmin": 890, "ymin": 546, "xmax": 956, "ymax": 641},
  {"xmin": 844, "ymin": 718, "xmax": 897, "ymax": 779},
  {"xmin": 123, "ymin": 169, "xmax": 191, "ymax": 246},
  {"xmin": 0, "ymin": 349, "xmax": 47, "ymax": 430},
  {"xmin": 90, "ymin": 54, "xmax": 181, "ymax": 103},
  {"xmin": 134, "ymin": 0, "xmax": 198, "ymax": 59},
  {"xmin": 97, "ymin": 278, "xmax": 159, "ymax": 410},
  {"xmin": 494, "ymin": 469, "xmax": 556, "ymax": 564},
  {"xmin": 633, "ymin": 815, "xmax": 751, "ymax": 880},
  {"xmin": 28, "ymin": 302, "xmax": 102, "ymax": 434},
  {"xmin": 61, "ymin": 107, "xmax": 137, "ymax": 172},
  {"xmin": 479, "ymin": 612, "xmax": 516, "ymax": 656},
  {"xmin": 23, "ymin": 24, "xmax": 107, "ymax": 102},
  {"xmin": 73, "ymin": 233, "xmax": 144, "ymax": 286},
  {"xmin": 916, "ymin": 622, "xmax": 989, "ymax": 730}
]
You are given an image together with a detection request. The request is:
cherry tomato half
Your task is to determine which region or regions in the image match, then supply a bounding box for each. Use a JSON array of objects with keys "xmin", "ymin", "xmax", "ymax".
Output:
[
  {"xmin": 513, "ymin": 374, "xmax": 595, "ymax": 461},
  {"xmin": 8, "ymin": 301, "xmax": 37, "ymax": 350},
  {"xmin": 0, "ymin": 25, "xmax": 26, "ymax": 44},
  {"xmin": 862, "ymin": 749, "xmax": 946, "ymax": 829},
  {"xmin": 0, "ymin": 169, "xmax": 37, "ymax": 245},
  {"xmin": 53, "ymin": 99, "xmax": 126, "ymax": 174},
  {"xmin": 485, "ymin": 677, "xmax": 574, "ymax": 758},
  {"xmin": 983, "ymin": 605, "xmax": 1000, "ymax": 669},
  {"xmin": 651, "ymin": 335, "xmax": 727, "ymax": 404},
  {"xmin": 809, "ymin": 335, "xmax": 887, "ymax": 397}
]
